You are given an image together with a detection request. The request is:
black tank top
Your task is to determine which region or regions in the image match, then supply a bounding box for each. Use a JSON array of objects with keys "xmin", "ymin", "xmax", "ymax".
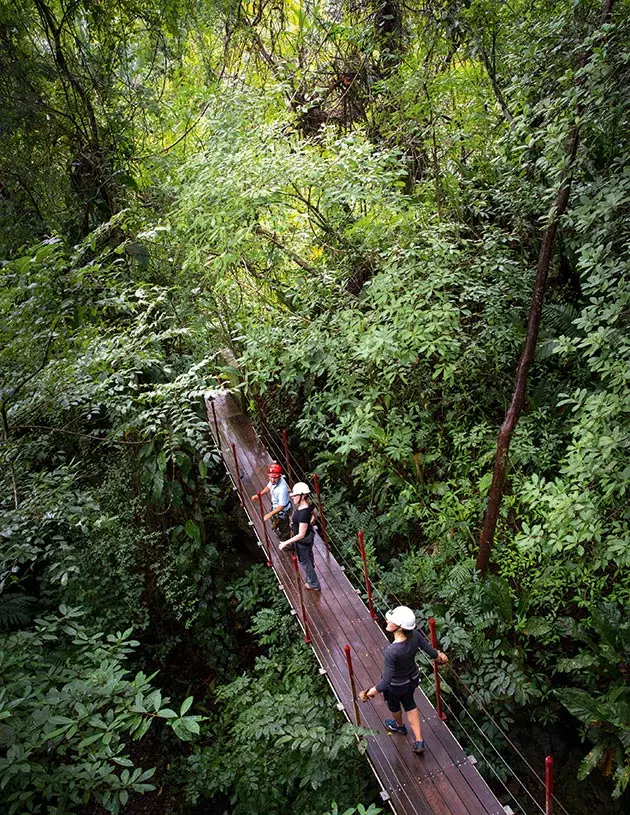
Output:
[{"xmin": 292, "ymin": 504, "xmax": 314, "ymax": 543}]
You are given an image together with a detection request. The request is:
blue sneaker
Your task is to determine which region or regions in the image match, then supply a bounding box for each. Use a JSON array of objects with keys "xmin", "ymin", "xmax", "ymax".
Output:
[
  {"xmin": 412, "ymin": 740, "xmax": 425, "ymax": 754},
  {"xmin": 384, "ymin": 719, "xmax": 407, "ymax": 735}
]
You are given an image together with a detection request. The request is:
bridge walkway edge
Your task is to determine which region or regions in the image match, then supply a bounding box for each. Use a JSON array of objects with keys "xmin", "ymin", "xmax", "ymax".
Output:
[{"xmin": 206, "ymin": 391, "xmax": 507, "ymax": 815}]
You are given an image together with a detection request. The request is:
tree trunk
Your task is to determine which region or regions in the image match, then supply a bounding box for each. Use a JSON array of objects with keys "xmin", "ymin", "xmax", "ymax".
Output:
[
  {"xmin": 476, "ymin": 0, "xmax": 615, "ymax": 574},
  {"xmin": 33, "ymin": 0, "xmax": 117, "ymax": 229}
]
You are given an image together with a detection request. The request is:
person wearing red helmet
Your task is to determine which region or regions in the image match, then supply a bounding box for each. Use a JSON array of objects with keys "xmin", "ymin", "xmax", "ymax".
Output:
[{"xmin": 251, "ymin": 463, "xmax": 291, "ymax": 540}]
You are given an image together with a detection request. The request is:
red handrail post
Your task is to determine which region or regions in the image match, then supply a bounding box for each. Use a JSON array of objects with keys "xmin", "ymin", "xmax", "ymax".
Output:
[
  {"xmin": 358, "ymin": 531, "xmax": 377, "ymax": 620},
  {"xmin": 545, "ymin": 756, "xmax": 554, "ymax": 815},
  {"xmin": 344, "ymin": 644, "xmax": 362, "ymax": 726},
  {"xmin": 429, "ymin": 618, "xmax": 447, "ymax": 721},
  {"xmin": 282, "ymin": 429, "xmax": 293, "ymax": 486},
  {"xmin": 231, "ymin": 443, "xmax": 245, "ymax": 506},
  {"xmin": 256, "ymin": 491, "xmax": 273, "ymax": 568},
  {"xmin": 292, "ymin": 554, "xmax": 311, "ymax": 643},
  {"xmin": 312, "ymin": 473, "xmax": 329, "ymax": 549},
  {"xmin": 210, "ymin": 399, "xmax": 223, "ymax": 460}
]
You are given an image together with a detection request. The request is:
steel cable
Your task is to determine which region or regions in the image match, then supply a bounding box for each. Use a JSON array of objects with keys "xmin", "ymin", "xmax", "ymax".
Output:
[
  {"xmin": 207, "ymin": 397, "xmax": 563, "ymax": 814},
  {"xmin": 253, "ymin": 412, "xmax": 569, "ymax": 815}
]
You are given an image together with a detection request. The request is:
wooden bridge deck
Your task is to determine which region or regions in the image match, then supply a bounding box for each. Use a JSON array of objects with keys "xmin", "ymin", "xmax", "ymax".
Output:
[{"xmin": 206, "ymin": 391, "xmax": 506, "ymax": 815}]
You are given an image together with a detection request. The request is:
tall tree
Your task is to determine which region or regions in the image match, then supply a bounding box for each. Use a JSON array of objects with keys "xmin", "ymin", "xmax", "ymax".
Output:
[
  {"xmin": 0, "ymin": 0, "xmax": 195, "ymax": 244},
  {"xmin": 476, "ymin": 0, "xmax": 616, "ymax": 574}
]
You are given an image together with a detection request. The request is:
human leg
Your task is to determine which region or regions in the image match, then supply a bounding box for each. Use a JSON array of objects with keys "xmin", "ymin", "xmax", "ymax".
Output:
[
  {"xmin": 296, "ymin": 540, "xmax": 320, "ymax": 589},
  {"xmin": 405, "ymin": 707, "xmax": 422, "ymax": 742},
  {"xmin": 401, "ymin": 689, "xmax": 424, "ymax": 751},
  {"xmin": 384, "ymin": 692, "xmax": 407, "ymax": 734}
]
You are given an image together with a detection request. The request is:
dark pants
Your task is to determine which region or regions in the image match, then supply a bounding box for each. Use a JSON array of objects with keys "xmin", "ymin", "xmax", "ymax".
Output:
[
  {"xmin": 384, "ymin": 680, "xmax": 419, "ymax": 712},
  {"xmin": 272, "ymin": 513, "xmax": 291, "ymax": 540},
  {"xmin": 296, "ymin": 538, "xmax": 320, "ymax": 589}
]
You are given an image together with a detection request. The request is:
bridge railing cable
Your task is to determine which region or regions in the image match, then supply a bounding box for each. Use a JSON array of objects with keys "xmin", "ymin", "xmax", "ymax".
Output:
[
  {"xmin": 206, "ymin": 396, "xmax": 564, "ymax": 815},
  {"xmin": 251, "ymin": 412, "xmax": 569, "ymax": 815}
]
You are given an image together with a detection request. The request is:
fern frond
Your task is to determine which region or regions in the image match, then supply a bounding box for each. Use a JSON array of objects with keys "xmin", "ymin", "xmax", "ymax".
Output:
[
  {"xmin": 541, "ymin": 302, "xmax": 580, "ymax": 336},
  {"xmin": 0, "ymin": 593, "xmax": 36, "ymax": 631}
]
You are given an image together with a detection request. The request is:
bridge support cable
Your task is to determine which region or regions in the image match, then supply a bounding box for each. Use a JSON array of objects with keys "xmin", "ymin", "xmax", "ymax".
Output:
[
  {"xmin": 205, "ymin": 391, "xmax": 507, "ymax": 815},
  {"xmin": 248, "ymin": 407, "xmax": 569, "ymax": 815}
]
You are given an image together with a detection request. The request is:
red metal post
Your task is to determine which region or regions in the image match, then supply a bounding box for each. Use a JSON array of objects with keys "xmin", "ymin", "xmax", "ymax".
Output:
[
  {"xmin": 358, "ymin": 531, "xmax": 377, "ymax": 620},
  {"xmin": 344, "ymin": 644, "xmax": 362, "ymax": 726},
  {"xmin": 312, "ymin": 473, "xmax": 329, "ymax": 548},
  {"xmin": 256, "ymin": 491, "xmax": 273, "ymax": 568},
  {"xmin": 231, "ymin": 443, "xmax": 245, "ymax": 506},
  {"xmin": 210, "ymin": 399, "xmax": 223, "ymax": 459},
  {"xmin": 545, "ymin": 756, "xmax": 554, "ymax": 815},
  {"xmin": 292, "ymin": 554, "xmax": 311, "ymax": 643},
  {"xmin": 429, "ymin": 618, "xmax": 447, "ymax": 721},
  {"xmin": 281, "ymin": 429, "xmax": 293, "ymax": 486}
]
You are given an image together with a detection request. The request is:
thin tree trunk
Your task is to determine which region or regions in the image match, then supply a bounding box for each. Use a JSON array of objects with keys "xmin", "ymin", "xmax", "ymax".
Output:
[
  {"xmin": 479, "ymin": 32, "xmax": 514, "ymax": 127},
  {"xmin": 476, "ymin": 0, "xmax": 615, "ymax": 574},
  {"xmin": 33, "ymin": 0, "xmax": 116, "ymax": 223}
]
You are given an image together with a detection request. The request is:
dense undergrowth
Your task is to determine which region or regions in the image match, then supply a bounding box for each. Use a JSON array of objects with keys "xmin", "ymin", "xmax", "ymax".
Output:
[{"xmin": 1, "ymin": 0, "xmax": 629, "ymax": 812}]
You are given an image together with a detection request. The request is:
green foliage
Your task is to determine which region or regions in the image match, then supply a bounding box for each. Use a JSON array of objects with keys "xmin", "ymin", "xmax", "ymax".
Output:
[
  {"xmin": 53, "ymin": 464, "xmax": 154, "ymax": 633},
  {"xmin": 557, "ymin": 684, "xmax": 630, "ymax": 799},
  {"xmin": 0, "ymin": 593, "xmax": 35, "ymax": 631},
  {"xmin": 1, "ymin": 463, "xmax": 102, "ymax": 593},
  {"xmin": 1, "ymin": 0, "xmax": 629, "ymax": 810},
  {"xmin": 0, "ymin": 606, "xmax": 203, "ymax": 815},
  {"xmin": 0, "ymin": 0, "xmax": 203, "ymax": 244},
  {"xmin": 0, "ymin": 228, "xmax": 239, "ymax": 810},
  {"xmin": 226, "ymin": 562, "xmax": 283, "ymax": 613},
  {"xmin": 551, "ymin": 605, "xmax": 630, "ymax": 798},
  {"xmin": 184, "ymin": 604, "xmax": 375, "ymax": 814},
  {"xmin": 323, "ymin": 805, "xmax": 383, "ymax": 815},
  {"xmin": 0, "ymin": 227, "xmax": 226, "ymax": 609}
]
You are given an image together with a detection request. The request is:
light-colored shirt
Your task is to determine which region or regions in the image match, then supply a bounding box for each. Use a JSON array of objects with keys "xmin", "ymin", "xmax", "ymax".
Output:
[{"xmin": 268, "ymin": 476, "xmax": 291, "ymax": 515}]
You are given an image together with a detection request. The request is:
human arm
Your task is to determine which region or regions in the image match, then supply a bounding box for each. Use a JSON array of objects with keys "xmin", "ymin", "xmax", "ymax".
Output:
[
  {"xmin": 376, "ymin": 652, "xmax": 395, "ymax": 692},
  {"xmin": 360, "ymin": 686, "xmax": 378, "ymax": 702},
  {"xmin": 263, "ymin": 503, "xmax": 286, "ymax": 521},
  {"xmin": 251, "ymin": 484, "xmax": 270, "ymax": 502},
  {"xmin": 367, "ymin": 646, "xmax": 396, "ymax": 695},
  {"xmin": 417, "ymin": 630, "xmax": 448, "ymax": 664},
  {"xmin": 279, "ymin": 522, "xmax": 309, "ymax": 549}
]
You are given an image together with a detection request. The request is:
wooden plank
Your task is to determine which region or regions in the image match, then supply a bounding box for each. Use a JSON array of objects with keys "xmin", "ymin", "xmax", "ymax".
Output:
[
  {"xmin": 459, "ymin": 761, "xmax": 507, "ymax": 815},
  {"xmin": 205, "ymin": 392, "xmax": 506, "ymax": 815}
]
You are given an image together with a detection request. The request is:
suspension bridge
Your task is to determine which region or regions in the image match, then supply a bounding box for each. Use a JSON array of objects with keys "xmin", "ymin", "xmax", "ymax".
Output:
[{"xmin": 205, "ymin": 390, "xmax": 561, "ymax": 815}]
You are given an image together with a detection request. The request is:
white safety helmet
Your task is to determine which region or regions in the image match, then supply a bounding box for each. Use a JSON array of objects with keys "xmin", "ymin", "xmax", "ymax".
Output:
[
  {"xmin": 290, "ymin": 481, "xmax": 311, "ymax": 496},
  {"xmin": 385, "ymin": 606, "xmax": 417, "ymax": 631}
]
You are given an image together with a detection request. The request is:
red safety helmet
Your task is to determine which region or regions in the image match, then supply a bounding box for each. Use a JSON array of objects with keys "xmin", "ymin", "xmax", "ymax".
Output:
[{"xmin": 267, "ymin": 463, "xmax": 283, "ymax": 476}]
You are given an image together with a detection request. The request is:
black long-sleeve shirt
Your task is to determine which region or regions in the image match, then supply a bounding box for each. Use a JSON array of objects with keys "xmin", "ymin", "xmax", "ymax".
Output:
[{"xmin": 376, "ymin": 630, "xmax": 438, "ymax": 693}]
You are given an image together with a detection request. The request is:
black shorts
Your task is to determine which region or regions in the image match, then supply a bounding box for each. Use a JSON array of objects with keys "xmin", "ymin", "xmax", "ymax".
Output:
[{"xmin": 384, "ymin": 682, "xmax": 418, "ymax": 713}]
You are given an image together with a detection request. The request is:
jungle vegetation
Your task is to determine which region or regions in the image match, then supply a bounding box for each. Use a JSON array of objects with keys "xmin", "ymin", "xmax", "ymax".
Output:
[{"xmin": 0, "ymin": 0, "xmax": 628, "ymax": 813}]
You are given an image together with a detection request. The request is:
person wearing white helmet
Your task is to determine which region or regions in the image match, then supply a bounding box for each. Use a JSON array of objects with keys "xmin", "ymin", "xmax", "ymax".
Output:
[
  {"xmin": 360, "ymin": 606, "xmax": 448, "ymax": 754},
  {"xmin": 279, "ymin": 482, "xmax": 321, "ymax": 591}
]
